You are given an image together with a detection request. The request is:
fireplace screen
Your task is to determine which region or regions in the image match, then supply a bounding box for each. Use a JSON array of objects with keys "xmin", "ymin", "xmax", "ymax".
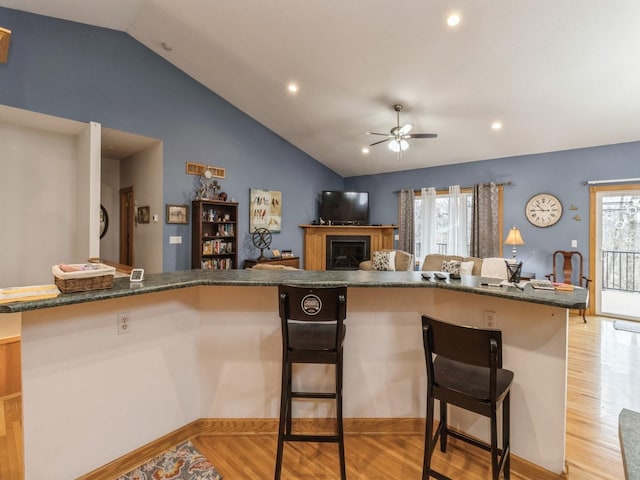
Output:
[{"xmin": 326, "ymin": 235, "xmax": 371, "ymax": 270}]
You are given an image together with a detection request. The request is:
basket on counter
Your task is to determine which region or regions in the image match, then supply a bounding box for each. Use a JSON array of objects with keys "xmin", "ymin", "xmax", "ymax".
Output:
[{"xmin": 52, "ymin": 263, "xmax": 116, "ymax": 293}]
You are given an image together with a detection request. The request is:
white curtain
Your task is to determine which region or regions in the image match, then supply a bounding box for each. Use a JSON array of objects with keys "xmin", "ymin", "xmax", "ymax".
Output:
[
  {"xmin": 448, "ymin": 185, "xmax": 468, "ymax": 256},
  {"xmin": 419, "ymin": 187, "xmax": 437, "ymax": 262}
]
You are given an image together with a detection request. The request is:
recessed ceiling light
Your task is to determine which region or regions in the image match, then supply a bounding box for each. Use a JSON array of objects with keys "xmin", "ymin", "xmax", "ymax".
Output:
[
  {"xmin": 161, "ymin": 42, "xmax": 173, "ymax": 52},
  {"xmin": 287, "ymin": 83, "xmax": 299, "ymax": 94},
  {"xmin": 492, "ymin": 121, "xmax": 503, "ymax": 130},
  {"xmin": 362, "ymin": 147, "xmax": 370, "ymax": 154},
  {"xmin": 447, "ymin": 14, "xmax": 461, "ymax": 27}
]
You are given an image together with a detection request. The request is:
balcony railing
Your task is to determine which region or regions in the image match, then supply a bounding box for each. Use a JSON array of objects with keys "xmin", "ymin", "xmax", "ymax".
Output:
[{"xmin": 602, "ymin": 250, "xmax": 640, "ymax": 293}]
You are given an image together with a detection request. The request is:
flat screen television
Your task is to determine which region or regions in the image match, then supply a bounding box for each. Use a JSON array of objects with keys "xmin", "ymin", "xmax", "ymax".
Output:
[{"xmin": 320, "ymin": 191, "xmax": 369, "ymax": 226}]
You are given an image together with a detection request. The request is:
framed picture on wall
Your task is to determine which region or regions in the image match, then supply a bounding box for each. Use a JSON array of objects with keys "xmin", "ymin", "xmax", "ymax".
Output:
[
  {"xmin": 250, "ymin": 188, "xmax": 282, "ymax": 232},
  {"xmin": 166, "ymin": 204, "xmax": 188, "ymax": 224},
  {"xmin": 137, "ymin": 206, "xmax": 150, "ymax": 224}
]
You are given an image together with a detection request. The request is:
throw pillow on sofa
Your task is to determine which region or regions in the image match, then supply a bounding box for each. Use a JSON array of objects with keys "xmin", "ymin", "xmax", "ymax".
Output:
[
  {"xmin": 460, "ymin": 261, "xmax": 475, "ymax": 276},
  {"xmin": 441, "ymin": 260, "xmax": 462, "ymax": 276},
  {"xmin": 372, "ymin": 250, "xmax": 396, "ymax": 271}
]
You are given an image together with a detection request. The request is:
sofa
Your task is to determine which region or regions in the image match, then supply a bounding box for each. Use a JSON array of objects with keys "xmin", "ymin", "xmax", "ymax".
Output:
[
  {"xmin": 359, "ymin": 249, "xmax": 414, "ymax": 271},
  {"xmin": 421, "ymin": 254, "xmax": 510, "ymax": 280}
]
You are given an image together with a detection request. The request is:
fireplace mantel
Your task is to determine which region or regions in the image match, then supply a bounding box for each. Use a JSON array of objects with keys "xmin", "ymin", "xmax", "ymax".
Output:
[{"xmin": 300, "ymin": 225, "xmax": 396, "ymax": 270}]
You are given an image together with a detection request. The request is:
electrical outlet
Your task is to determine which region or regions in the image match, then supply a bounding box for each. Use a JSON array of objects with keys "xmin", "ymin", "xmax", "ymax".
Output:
[
  {"xmin": 484, "ymin": 310, "xmax": 497, "ymax": 329},
  {"xmin": 571, "ymin": 239, "xmax": 578, "ymax": 248},
  {"xmin": 117, "ymin": 312, "xmax": 131, "ymax": 335}
]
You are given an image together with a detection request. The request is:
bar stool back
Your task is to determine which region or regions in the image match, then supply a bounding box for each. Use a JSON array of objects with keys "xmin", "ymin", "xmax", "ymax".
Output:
[
  {"xmin": 275, "ymin": 285, "xmax": 348, "ymax": 480},
  {"xmin": 421, "ymin": 314, "xmax": 514, "ymax": 480}
]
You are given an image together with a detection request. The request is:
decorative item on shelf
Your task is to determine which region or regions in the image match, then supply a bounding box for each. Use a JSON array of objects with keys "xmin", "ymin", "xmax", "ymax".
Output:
[
  {"xmin": 195, "ymin": 169, "xmax": 220, "ymax": 200},
  {"xmin": 504, "ymin": 227, "xmax": 525, "ymax": 259},
  {"xmin": 271, "ymin": 249, "xmax": 281, "ymax": 258},
  {"xmin": 573, "ymin": 214, "xmax": 582, "ymax": 221},
  {"xmin": 252, "ymin": 227, "xmax": 273, "ymax": 261},
  {"xmin": 250, "ymin": 188, "xmax": 282, "ymax": 232},
  {"xmin": 281, "ymin": 250, "xmax": 295, "ymax": 258},
  {"xmin": 570, "ymin": 204, "xmax": 578, "ymax": 210}
]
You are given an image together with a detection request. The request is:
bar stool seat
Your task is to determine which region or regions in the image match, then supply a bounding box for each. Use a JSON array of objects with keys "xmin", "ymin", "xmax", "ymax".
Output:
[
  {"xmin": 421, "ymin": 314, "xmax": 514, "ymax": 480},
  {"xmin": 274, "ymin": 284, "xmax": 348, "ymax": 480}
]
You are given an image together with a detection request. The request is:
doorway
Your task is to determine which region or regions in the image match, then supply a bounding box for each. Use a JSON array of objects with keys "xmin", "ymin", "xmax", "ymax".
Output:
[
  {"xmin": 119, "ymin": 186, "xmax": 134, "ymax": 266},
  {"xmin": 591, "ymin": 184, "xmax": 640, "ymax": 321}
]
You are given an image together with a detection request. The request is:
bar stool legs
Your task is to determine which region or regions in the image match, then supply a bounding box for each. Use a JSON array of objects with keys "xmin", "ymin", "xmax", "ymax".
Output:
[
  {"xmin": 274, "ymin": 285, "xmax": 348, "ymax": 480},
  {"xmin": 421, "ymin": 314, "xmax": 514, "ymax": 480},
  {"xmin": 274, "ymin": 360, "xmax": 347, "ymax": 480}
]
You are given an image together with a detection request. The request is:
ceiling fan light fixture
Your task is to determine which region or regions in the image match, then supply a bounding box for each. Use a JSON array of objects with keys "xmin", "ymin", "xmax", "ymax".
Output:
[{"xmin": 388, "ymin": 139, "xmax": 410, "ymax": 153}]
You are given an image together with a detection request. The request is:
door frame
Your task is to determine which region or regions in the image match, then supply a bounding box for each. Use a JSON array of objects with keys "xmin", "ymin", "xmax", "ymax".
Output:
[
  {"xmin": 119, "ymin": 186, "xmax": 134, "ymax": 266},
  {"xmin": 589, "ymin": 183, "xmax": 640, "ymax": 317}
]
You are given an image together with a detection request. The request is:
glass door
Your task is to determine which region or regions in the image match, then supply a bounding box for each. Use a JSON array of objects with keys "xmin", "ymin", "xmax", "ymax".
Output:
[{"xmin": 594, "ymin": 186, "xmax": 640, "ymax": 320}]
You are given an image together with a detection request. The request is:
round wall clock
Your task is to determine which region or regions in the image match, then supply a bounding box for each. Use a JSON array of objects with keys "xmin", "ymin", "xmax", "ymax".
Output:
[{"xmin": 525, "ymin": 193, "xmax": 563, "ymax": 227}]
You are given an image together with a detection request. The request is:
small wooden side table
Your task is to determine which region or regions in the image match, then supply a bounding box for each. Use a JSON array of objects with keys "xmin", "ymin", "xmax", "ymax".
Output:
[{"xmin": 243, "ymin": 256, "xmax": 300, "ymax": 269}]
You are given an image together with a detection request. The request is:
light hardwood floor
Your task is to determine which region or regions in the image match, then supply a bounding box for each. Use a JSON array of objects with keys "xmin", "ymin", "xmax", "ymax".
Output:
[
  {"xmin": 194, "ymin": 315, "xmax": 636, "ymax": 479},
  {"xmin": 2, "ymin": 315, "xmax": 638, "ymax": 479}
]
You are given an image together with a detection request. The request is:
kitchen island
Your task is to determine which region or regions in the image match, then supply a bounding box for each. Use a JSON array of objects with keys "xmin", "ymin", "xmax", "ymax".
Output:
[{"xmin": 1, "ymin": 269, "xmax": 587, "ymax": 479}]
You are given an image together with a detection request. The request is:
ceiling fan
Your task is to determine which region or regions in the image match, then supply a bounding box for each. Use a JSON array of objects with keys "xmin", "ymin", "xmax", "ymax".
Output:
[{"xmin": 367, "ymin": 104, "xmax": 437, "ymax": 155}]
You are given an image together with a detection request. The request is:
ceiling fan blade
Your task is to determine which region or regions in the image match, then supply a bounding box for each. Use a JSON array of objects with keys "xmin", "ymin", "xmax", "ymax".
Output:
[
  {"xmin": 367, "ymin": 132, "xmax": 391, "ymax": 136},
  {"xmin": 406, "ymin": 133, "xmax": 438, "ymax": 139},
  {"xmin": 399, "ymin": 123, "xmax": 413, "ymax": 135},
  {"xmin": 369, "ymin": 138, "xmax": 391, "ymax": 147}
]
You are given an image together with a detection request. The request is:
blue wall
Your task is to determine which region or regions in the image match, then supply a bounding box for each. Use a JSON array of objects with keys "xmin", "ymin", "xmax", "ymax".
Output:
[
  {"xmin": 2, "ymin": 7, "xmax": 639, "ymax": 277},
  {"xmin": 0, "ymin": 7, "xmax": 343, "ymax": 270},
  {"xmin": 346, "ymin": 142, "xmax": 640, "ymax": 277}
]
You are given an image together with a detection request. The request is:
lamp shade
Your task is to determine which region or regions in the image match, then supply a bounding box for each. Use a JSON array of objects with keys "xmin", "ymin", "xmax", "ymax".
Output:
[
  {"xmin": 504, "ymin": 227, "xmax": 524, "ymax": 259},
  {"xmin": 504, "ymin": 227, "xmax": 524, "ymax": 246}
]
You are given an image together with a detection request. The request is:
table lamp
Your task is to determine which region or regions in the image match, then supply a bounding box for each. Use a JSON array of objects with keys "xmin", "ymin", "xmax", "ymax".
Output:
[{"xmin": 504, "ymin": 227, "xmax": 524, "ymax": 260}]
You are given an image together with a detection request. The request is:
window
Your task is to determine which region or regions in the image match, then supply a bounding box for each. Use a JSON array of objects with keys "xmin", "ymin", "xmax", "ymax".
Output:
[{"xmin": 414, "ymin": 189, "xmax": 473, "ymax": 264}]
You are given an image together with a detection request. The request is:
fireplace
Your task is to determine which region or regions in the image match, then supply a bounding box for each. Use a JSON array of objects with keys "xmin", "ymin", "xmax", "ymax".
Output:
[{"xmin": 326, "ymin": 235, "xmax": 370, "ymax": 270}]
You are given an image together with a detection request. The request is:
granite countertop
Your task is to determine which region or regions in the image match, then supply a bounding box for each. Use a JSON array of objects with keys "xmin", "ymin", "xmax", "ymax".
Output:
[
  {"xmin": 0, "ymin": 269, "xmax": 589, "ymax": 314},
  {"xmin": 620, "ymin": 408, "xmax": 640, "ymax": 480}
]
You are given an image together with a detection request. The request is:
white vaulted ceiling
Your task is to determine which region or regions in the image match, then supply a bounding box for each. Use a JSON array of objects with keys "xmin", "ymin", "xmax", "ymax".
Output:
[{"xmin": 2, "ymin": 0, "xmax": 640, "ymax": 177}]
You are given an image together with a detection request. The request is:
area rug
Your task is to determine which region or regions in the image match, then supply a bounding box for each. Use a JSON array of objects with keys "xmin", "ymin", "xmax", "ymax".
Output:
[
  {"xmin": 613, "ymin": 319, "xmax": 640, "ymax": 334},
  {"xmin": 117, "ymin": 440, "xmax": 223, "ymax": 480}
]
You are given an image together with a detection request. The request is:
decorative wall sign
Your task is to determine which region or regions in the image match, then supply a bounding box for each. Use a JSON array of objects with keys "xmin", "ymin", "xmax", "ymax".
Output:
[
  {"xmin": 250, "ymin": 188, "xmax": 281, "ymax": 232},
  {"xmin": 185, "ymin": 162, "xmax": 226, "ymax": 178}
]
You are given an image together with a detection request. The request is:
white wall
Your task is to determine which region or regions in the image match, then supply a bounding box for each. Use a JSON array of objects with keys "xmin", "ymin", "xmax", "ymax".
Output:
[
  {"xmin": 21, "ymin": 290, "xmax": 201, "ymax": 479},
  {"xmin": 100, "ymin": 157, "xmax": 121, "ymax": 263},
  {"xmin": 19, "ymin": 285, "xmax": 569, "ymax": 478},
  {"xmin": 0, "ymin": 121, "xmax": 84, "ymax": 286},
  {"xmin": 121, "ymin": 142, "xmax": 163, "ymax": 273}
]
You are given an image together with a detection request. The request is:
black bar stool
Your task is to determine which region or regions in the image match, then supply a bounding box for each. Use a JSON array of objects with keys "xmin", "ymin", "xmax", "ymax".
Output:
[
  {"xmin": 274, "ymin": 285, "xmax": 348, "ymax": 480},
  {"xmin": 421, "ymin": 314, "xmax": 514, "ymax": 480}
]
